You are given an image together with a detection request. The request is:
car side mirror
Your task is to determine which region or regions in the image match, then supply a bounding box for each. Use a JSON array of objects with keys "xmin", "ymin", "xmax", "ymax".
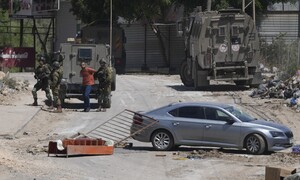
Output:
[{"xmin": 226, "ymin": 117, "xmax": 235, "ymax": 124}]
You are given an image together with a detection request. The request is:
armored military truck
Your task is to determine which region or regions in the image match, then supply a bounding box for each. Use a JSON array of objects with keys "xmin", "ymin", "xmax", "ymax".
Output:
[
  {"xmin": 177, "ymin": 7, "xmax": 261, "ymax": 89},
  {"xmin": 59, "ymin": 43, "xmax": 116, "ymax": 108}
]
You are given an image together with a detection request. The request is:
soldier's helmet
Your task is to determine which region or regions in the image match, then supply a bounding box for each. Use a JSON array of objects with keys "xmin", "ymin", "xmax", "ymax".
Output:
[
  {"xmin": 99, "ymin": 58, "xmax": 106, "ymax": 65},
  {"xmin": 52, "ymin": 61, "xmax": 60, "ymax": 69},
  {"xmin": 39, "ymin": 56, "xmax": 46, "ymax": 63}
]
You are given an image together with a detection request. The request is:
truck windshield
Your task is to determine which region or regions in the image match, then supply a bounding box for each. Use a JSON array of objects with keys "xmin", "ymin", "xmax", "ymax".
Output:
[{"xmin": 224, "ymin": 106, "xmax": 255, "ymax": 122}]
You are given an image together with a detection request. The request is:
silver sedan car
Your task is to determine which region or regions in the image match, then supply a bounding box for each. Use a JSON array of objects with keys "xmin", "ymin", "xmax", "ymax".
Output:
[{"xmin": 131, "ymin": 102, "xmax": 293, "ymax": 155}]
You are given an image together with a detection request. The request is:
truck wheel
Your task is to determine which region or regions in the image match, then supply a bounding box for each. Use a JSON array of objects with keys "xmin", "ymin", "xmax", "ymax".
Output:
[
  {"xmin": 249, "ymin": 71, "xmax": 262, "ymax": 88},
  {"xmin": 234, "ymin": 80, "xmax": 248, "ymax": 86},
  {"xmin": 103, "ymin": 95, "xmax": 111, "ymax": 108},
  {"xmin": 59, "ymin": 84, "xmax": 67, "ymax": 106},
  {"xmin": 180, "ymin": 61, "xmax": 194, "ymax": 87}
]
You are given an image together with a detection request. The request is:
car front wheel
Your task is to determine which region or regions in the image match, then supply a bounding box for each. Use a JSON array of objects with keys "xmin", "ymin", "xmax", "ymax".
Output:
[
  {"xmin": 151, "ymin": 130, "xmax": 174, "ymax": 151},
  {"xmin": 245, "ymin": 134, "xmax": 266, "ymax": 155}
]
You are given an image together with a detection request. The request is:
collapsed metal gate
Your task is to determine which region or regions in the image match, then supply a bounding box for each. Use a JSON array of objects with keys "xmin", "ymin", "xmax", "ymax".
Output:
[{"xmin": 82, "ymin": 109, "xmax": 159, "ymax": 146}]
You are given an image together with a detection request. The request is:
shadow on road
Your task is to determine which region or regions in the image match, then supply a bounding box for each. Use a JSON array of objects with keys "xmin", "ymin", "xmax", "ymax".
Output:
[
  {"xmin": 62, "ymin": 102, "xmax": 99, "ymax": 110},
  {"xmin": 122, "ymin": 145, "xmax": 274, "ymax": 155},
  {"xmin": 168, "ymin": 84, "xmax": 250, "ymax": 92}
]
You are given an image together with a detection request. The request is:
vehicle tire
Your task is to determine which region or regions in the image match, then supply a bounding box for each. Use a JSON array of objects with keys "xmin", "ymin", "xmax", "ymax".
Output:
[
  {"xmin": 180, "ymin": 60, "xmax": 194, "ymax": 87},
  {"xmin": 111, "ymin": 67, "xmax": 116, "ymax": 91},
  {"xmin": 249, "ymin": 71, "xmax": 262, "ymax": 88},
  {"xmin": 234, "ymin": 80, "xmax": 248, "ymax": 86},
  {"xmin": 172, "ymin": 145, "xmax": 181, "ymax": 150},
  {"xmin": 151, "ymin": 130, "xmax": 174, "ymax": 151},
  {"xmin": 59, "ymin": 84, "xmax": 67, "ymax": 106},
  {"xmin": 103, "ymin": 95, "xmax": 111, "ymax": 108},
  {"xmin": 245, "ymin": 134, "xmax": 266, "ymax": 155}
]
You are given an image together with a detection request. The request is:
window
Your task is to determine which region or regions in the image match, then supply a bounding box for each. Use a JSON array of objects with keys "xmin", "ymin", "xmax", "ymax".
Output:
[
  {"xmin": 205, "ymin": 107, "xmax": 218, "ymax": 120},
  {"xmin": 169, "ymin": 106, "xmax": 205, "ymax": 119},
  {"xmin": 231, "ymin": 37, "xmax": 241, "ymax": 45},
  {"xmin": 78, "ymin": 48, "xmax": 92, "ymax": 61},
  {"xmin": 205, "ymin": 107, "xmax": 233, "ymax": 121},
  {"xmin": 232, "ymin": 26, "xmax": 239, "ymax": 36},
  {"xmin": 219, "ymin": 26, "xmax": 225, "ymax": 36}
]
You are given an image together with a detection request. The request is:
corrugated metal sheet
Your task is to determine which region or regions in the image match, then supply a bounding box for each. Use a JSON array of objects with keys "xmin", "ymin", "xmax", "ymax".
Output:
[
  {"xmin": 170, "ymin": 26, "xmax": 185, "ymax": 74},
  {"xmin": 258, "ymin": 13, "xmax": 299, "ymax": 43},
  {"xmin": 146, "ymin": 25, "xmax": 168, "ymax": 68},
  {"xmin": 121, "ymin": 23, "xmax": 185, "ymax": 73},
  {"xmin": 121, "ymin": 24, "xmax": 145, "ymax": 70}
]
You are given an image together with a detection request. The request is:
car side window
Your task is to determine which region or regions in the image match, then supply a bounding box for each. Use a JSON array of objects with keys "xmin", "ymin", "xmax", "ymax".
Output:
[
  {"xmin": 205, "ymin": 107, "xmax": 218, "ymax": 120},
  {"xmin": 216, "ymin": 110, "xmax": 233, "ymax": 121},
  {"xmin": 205, "ymin": 107, "xmax": 232, "ymax": 121},
  {"xmin": 169, "ymin": 106, "xmax": 205, "ymax": 119}
]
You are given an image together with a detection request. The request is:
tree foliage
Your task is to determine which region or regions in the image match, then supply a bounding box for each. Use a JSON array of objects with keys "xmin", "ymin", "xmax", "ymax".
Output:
[
  {"xmin": 70, "ymin": 0, "xmax": 298, "ymax": 23},
  {"xmin": 0, "ymin": 0, "xmax": 9, "ymax": 12}
]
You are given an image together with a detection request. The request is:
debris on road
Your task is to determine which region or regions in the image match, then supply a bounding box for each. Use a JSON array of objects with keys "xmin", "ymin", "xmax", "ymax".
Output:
[
  {"xmin": 250, "ymin": 71, "xmax": 300, "ymax": 112},
  {"xmin": 0, "ymin": 71, "xmax": 29, "ymax": 95},
  {"xmin": 48, "ymin": 138, "xmax": 114, "ymax": 157},
  {"xmin": 265, "ymin": 166, "xmax": 296, "ymax": 180},
  {"xmin": 155, "ymin": 154, "xmax": 167, "ymax": 157},
  {"xmin": 292, "ymin": 145, "xmax": 300, "ymax": 153}
]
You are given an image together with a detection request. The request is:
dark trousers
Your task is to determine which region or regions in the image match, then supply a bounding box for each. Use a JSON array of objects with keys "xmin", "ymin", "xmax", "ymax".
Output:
[{"xmin": 81, "ymin": 85, "xmax": 92, "ymax": 109}]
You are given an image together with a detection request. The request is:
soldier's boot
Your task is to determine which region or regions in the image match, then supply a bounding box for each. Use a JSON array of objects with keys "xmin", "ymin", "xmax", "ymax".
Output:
[
  {"xmin": 53, "ymin": 105, "xmax": 62, "ymax": 113},
  {"xmin": 48, "ymin": 100, "xmax": 54, "ymax": 109},
  {"xmin": 32, "ymin": 98, "xmax": 38, "ymax": 106},
  {"xmin": 96, "ymin": 105, "xmax": 102, "ymax": 112}
]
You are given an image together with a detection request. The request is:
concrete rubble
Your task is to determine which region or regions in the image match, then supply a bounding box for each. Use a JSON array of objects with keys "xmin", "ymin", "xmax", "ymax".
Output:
[
  {"xmin": 250, "ymin": 69, "xmax": 300, "ymax": 112},
  {"xmin": 0, "ymin": 71, "xmax": 29, "ymax": 96}
]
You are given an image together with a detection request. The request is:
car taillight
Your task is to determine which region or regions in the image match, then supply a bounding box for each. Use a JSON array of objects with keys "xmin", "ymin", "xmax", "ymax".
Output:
[{"xmin": 133, "ymin": 114, "xmax": 143, "ymax": 125}]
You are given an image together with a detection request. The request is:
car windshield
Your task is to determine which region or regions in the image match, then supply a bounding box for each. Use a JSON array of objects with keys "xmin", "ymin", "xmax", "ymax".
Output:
[{"xmin": 224, "ymin": 106, "xmax": 255, "ymax": 122}]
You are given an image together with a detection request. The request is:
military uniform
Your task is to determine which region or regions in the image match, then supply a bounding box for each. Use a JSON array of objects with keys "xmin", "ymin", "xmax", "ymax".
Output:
[
  {"xmin": 32, "ymin": 58, "xmax": 52, "ymax": 106},
  {"xmin": 96, "ymin": 60, "xmax": 112, "ymax": 111},
  {"xmin": 50, "ymin": 61, "xmax": 63, "ymax": 112}
]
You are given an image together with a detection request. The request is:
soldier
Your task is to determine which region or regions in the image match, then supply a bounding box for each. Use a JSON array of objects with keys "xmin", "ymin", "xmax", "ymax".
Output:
[
  {"xmin": 96, "ymin": 59, "xmax": 112, "ymax": 112},
  {"xmin": 49, "ymin": 61, "xmax": 63, "ymax": 113},
  {"xmin": 32, "ymin": 56, "xmax": 52, "ymax": 106}
]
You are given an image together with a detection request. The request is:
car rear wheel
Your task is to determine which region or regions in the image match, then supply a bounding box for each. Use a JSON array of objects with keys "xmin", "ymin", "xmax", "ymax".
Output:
[
  {"xmin": 151, "ymin": 130, "xmax": 174, "ymax": 151},
  {"xmin": 245, "ymin": 134, "xmax": 266, "ymax": 155}
]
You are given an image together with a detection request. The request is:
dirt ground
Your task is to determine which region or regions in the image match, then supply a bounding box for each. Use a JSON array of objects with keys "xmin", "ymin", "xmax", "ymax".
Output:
[{"xmin": 0, "ymin": 73, "xmax": 300, "ymax": 180}]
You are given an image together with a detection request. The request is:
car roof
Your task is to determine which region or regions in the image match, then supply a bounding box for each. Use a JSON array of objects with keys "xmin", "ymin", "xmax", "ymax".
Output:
[
  {"xmin": 168, "ymin": 101, "xmax": 232, "ymax": 108},
  {"xmin": 147, "ymin": 101, "xmax": 232, "ymax": 114}
]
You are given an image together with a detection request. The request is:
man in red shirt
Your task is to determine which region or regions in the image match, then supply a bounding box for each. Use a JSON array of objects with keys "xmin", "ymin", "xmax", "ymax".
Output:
[{"xmin": 80, "ymin": 62, "xmax": 96, "ymax": 112}]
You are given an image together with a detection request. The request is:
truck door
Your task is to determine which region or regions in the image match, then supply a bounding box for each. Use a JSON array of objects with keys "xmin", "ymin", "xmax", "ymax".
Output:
[
  {"xmin": 213, "ymin": 15, "xmax": 243, "ymax": 63},
  {"xmin": 69, "ymin": 45, "xmax": 96, "ymax": 84}
]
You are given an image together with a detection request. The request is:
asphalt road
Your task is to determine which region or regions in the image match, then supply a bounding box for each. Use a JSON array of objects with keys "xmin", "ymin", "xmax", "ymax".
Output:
[
  {"xmin": 40, "ymin": 74, "xmax": 264, "ymax": 180},
  {"xmin": 1, "ymin": 73, "xmax": 284, "ymax": 180}
]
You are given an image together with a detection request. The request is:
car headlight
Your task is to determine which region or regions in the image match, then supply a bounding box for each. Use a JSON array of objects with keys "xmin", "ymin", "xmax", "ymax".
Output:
[{"xmin": 270, "ymin": 131, "xmax": 285, "ymax": 137}]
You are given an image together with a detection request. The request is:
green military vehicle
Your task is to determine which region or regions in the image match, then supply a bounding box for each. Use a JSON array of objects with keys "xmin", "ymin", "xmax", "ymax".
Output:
[
  {"xmin": 59, "ymin": 43, "xmax": 116, "ymax": 108},
  {"xmin": 177, "ymin": 7, "xmax": 261, "ymax": 89}
]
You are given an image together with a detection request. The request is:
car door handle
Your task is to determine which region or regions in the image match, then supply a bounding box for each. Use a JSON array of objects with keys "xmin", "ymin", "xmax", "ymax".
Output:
[
  {"xmin": 173, "ymin": 122, "xmax": 180, "ymax": 126},
  {"xmin": 205, "ymin": 125, "xmax": 212, "ymax": 129}
]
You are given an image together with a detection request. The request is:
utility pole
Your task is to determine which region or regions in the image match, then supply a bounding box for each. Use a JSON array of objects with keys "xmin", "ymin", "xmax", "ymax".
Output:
[
  {"xmin": 243, "ymin": 0, "xmax": 256, "ymax": 26},
  {"xmin": 207, "ymin": 0, "xmax": 211, "ymax": 11},
  {"xmin": 110, "ymin": 0, "xmax": 113, "ymax": 66}
]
